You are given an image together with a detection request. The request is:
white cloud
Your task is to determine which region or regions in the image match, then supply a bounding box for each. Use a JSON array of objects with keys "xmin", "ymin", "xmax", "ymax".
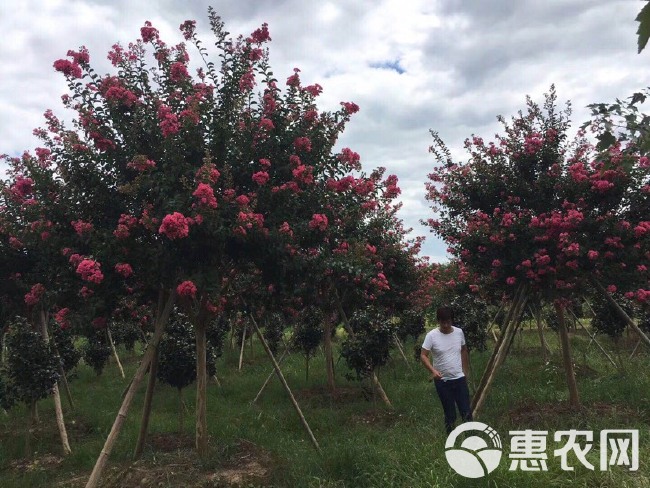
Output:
[{"xmin": 1, "ymin": 0, "xmax": 648, "ymax": 262}]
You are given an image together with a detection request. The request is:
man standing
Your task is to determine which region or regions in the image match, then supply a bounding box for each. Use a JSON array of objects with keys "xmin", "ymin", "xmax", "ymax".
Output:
[{"xmin": 420, "ymin": 306, "xmax": 472, "ymax": 434}]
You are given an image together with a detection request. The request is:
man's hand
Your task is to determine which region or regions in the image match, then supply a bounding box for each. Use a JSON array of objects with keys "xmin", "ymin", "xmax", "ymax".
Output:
[{"xmin": 429, "ymin": 369, "xmax": 443, "ymax": 381}]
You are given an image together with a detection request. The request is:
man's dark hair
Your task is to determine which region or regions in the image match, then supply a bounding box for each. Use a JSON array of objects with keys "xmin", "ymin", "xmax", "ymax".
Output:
[{"xmin": 436, "ymin": 306, "xmax": 454, "ymax": 323}]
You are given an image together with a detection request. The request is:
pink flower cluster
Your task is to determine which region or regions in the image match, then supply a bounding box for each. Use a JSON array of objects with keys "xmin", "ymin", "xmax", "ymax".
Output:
[
  {"xmin": 249, "ymin": 23, "xmax": 271, "ymax": 44},
  {"xmin": 309, "ymin": 214, "xmax": 328, "ymax": 231},
  {"xmin": 100, "ymin": 76, "xmax": 138, "ymax": 107},
  {"xmin": 193, "ymin": 183, "xmax": 218, "ymax": 208},
  {"xmin": 140, "ymin": 21, "xmax": 159, "ymax": 42},
  {"xmin": 179, "ymin": 20, "xmax": 196, "ymax": 40},
  {"xmin": 341, "ymin": 102, "xmax": 360, "ymax": 114},
  {"xmin": 170, "ymin": 62, "xmax": 189, "ymax": 82},
  {"xmin": 53, "ymin": 59, "xmax": 82, "ymax": 79},
  {"xmin": 293, "ymin": 137, "xmax": 312, "ymax": 153},
  {"xmin": 252, "ymin": 171, "xmax": 270, "ymax": 186},
  {"xmin": 127, "ymin": 155, "xmax": 156, "ymax": 172},
  {"xmin": 25, "ymin": 283, "xmax": 46, "ymax": 306},
  {"xmin": 55, "ymin": 308, "xmax": 71, "ymax": 329},
  {"xmin": 76, "ymin": 259, "xmax": 104, "ymax": 284},
  {"xmin": 159, "ymin": 212, "xmax": 190, "ymax": 239},
  {"xmin": 72, "ymin": 219, "xmax": 93, "ymax": 236},
  {"xmin": 158, "ymin": 105, "xmax": 180, "ymax": 138},
  {"xmin": 114, "ymin": 213, "xmax": 138, "ymax": 239},
  {"xmin": 177, "ymin": 280, "xmax": 197, "ymax": 298},
  {"xmin": 115, "ymin": 263, "xmax": 133, "ymax": 278},
  {"xmin": 196, "ymin": 163, "xmax": 220, "ymax": 184}
]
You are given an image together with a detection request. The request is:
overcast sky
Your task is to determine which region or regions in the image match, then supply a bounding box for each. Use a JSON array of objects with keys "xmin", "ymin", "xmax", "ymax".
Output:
[{"xmin": 1, "ymin": 0, "xmax": 647, "ymax": 261}]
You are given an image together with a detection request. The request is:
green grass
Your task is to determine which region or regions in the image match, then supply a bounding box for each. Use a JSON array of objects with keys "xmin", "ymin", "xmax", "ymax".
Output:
[{"xmin": 1, "ymin": 325, "xmax": 649, "ymax": 487}]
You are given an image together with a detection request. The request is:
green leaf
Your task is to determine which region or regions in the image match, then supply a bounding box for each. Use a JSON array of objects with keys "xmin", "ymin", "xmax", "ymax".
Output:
[
  {"xmin": 596, "ymin": 130, "xmax": 617, "ymax": 151},
  {"xmin": 635, "ymin": 1, "xmax": 650, "ymax": 53}
]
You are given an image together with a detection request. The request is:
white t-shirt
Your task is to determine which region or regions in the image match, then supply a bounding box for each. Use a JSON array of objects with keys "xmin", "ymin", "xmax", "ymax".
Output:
[{"xmin": 421, "ymin": 326, "xmax": 466, "ymax": 381}]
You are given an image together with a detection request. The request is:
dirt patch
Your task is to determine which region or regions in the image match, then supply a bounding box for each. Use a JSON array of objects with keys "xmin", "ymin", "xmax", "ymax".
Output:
[
  {"xmin": 148, "ymin": 432, "xmax": 194, "ymax": 452},
  {"xmin": 297, "ymin": 386, "xmax": 366, "ymax": 404},
  {"xmin": 9, "ymin": 454, "xmax": 63, "ymax": 472},
  {"xmin": 348, "ymin": 409, "xmax": 402, "ymax": 427},
  {"xmin": 507, "ymin": 400, "xmax": 646, "ymax": 425},
  {"xmin": 209, "ymin": 439, "xmax": 273, "ymax": 487}
]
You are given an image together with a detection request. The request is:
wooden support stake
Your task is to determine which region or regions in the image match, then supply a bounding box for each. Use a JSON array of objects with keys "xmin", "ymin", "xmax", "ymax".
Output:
[
  {"xmin": 249, "ymin": 314, "xmax": 321, "ymax": 453},
  {"xmin": 238, "ymin": 325, "xmax": 247, "ymax": 371},
  {"xmin": 106, "ymin": 328, "xmax": 125, "ymax": 379},
  {"xmin": 85, "ymin": 290, "xmax": 175, "ymax": 488},
  {"xmin": 555, "ymin": 303, "xmax": 580, "ymax": 409},
  {"xmin": 39, "ymin": 311, "xmax": 71, "ymax": 456},
  {"xmin": 568, "ymin": 310, "xmax": 617, "ymax": 368},
  {"xmin": 629, "ymin": 339, "xmax": 642, "ymax": 359},
  {"xmin": 393, "ymin": 334, "xmax": 412, "ymax": 371},
  {"xmin": 472, "ymin": 285, "xmax": 528, "ymax": 417},
  {"xmin": 252, "ymin": 347, "xmax": 290, "ymax": 404}
]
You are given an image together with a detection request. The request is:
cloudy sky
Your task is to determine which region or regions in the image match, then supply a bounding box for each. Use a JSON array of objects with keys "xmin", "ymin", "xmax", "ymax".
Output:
[{"xmin": 1, "ymin": 0, "xmax": 647, "ymax": 261}]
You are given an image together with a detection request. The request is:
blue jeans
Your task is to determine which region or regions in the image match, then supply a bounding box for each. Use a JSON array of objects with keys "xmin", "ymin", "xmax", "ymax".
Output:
[{"xmin": 434, "ymin": 376, "xmax": 472, "ymax": 434}]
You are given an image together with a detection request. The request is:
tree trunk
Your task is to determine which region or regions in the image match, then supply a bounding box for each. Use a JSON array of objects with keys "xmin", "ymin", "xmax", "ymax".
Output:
[
  {"xmin": 323, "ymin": 317, "xmax": 336, "ymax": 393},
  {"xmin": 39, "ymin": 311, "xmax": 71, "ymax": 456},
  {"xmin": 178, "ymin": 388, "xmax": 184, "ymax": 434},
  {"xmin": 106, "ymin": 328, "xmax": 125, "ymax": 379},
  {"xmin": 85, "ymin": 289, "xmax": 175, "ymax": 488},
  {"xmin": 195, "ymin": 318, "xmax": 208, "ymax": 458},
  {"xmin": 534, "ymin": 306, "xmax": 550, "ymax": 363},
  {"xmin": 25, "ymin": 399, "xmax": 37, "ymax": 458},
  {"xmin": 249, "ymin": 313, "xmax": 321, "ymax": 453},
  {"xmin": 590, "ymin": 276, "xmax": 650, "ymax": 350},
  {"xmin": 555, "ymin": 302, "xmax": 580, "ymax": 409},
  {"xmin": 133, "ymin": 344, "xmax": 160, "ymax": 460},
  {"xmin": 50, "ymin": 336, "xmax": 75, "ymax": 411}
]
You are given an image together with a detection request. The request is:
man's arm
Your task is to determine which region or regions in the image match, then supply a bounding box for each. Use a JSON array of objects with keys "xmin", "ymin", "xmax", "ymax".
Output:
[
  {"xmin": 420, "ymin": 348, "xmax": 442, "ymax": 380},
  {"xmin": 461, "ymin": 344, "xmax": 469, "ymax": 378}
]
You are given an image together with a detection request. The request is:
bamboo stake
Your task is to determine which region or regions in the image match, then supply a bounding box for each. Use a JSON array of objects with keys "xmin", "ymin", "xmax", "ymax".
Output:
[
  {"xmin": 393, "ymin": 334, "xmax": 412, "ymax": 371},
  {"xmin": 85, "ymin": 290, "xmax": 175, "ymax": 488},
  {"xmin": 133, "ymin": 345, "xmax": 160, "ymax": 460},
  {"xmin": 39, "ymin": 311, "xmax": 71, "ymax": 456},
  {"xmin": 590, "ymin": 276, "xmax": 650, "ymax": 350},
  {"xmin": 106, "ymin": 328, "xmax": 125, "ymax": 379},
  {"xmin": 238, "ymin": 325, "xmax": 247, "ymax": 371},
  {"xmin": 252, "ymin": 347, "xmax": 290, "ymax": 404},
  {"xmin": 249, "ymin": 313, "xmax": 321, "ymax": 453},
  {"xmin": 568, "ymin": 310, "xmax": 617, "ymax": 368},
  {"xmin": 472, "ymin": 285, "xmax": 528, "ymax": 417},
  {"xmin": 486, "ymin": 301, "xmax": 505, "ymax": 337},
  {"xmin": 630, "ymin": 339, "xmax": 642, "ymax": 359},
  {"xmin": 555, "ymin": 303, "xmax": 580, "ymax": 409},
  {"xmin": 472, "ymin": 284, "xmax": 525, "ymax": 410}
]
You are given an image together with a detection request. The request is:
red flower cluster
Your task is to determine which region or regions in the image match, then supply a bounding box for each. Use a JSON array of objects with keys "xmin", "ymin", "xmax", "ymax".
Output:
[
  {"xmin": 159, "ymin": 212, "xmax": 190, "ymax": 239},
  {"xmin": 127, "ymin": 155, "xmax": 156, "ymax": 172},
  {"xmin": 193, "ymin": 183, "xmax": 218, "ymax": 208},
  {"xmin": 55, "ymin": 308, "xmax": 71, "ymax": 329},
  {"xmin": 140, "ymin": 21, "xmax": 159, "ymax": 42},
  {"xmin": 115, "ymin": 263, "xmax": 133, "ymax": 278},
  {"xmin": 72, "ymin": 219, "xmax": 93, "ymax": 236},
  {"xmin": 252, "ymin": 171, "xmax": 270, "ymax": 186},
  {"xmin": 177, "ymin": 280, "xmax": 197, "ymax": 298},
  {"xmin": 24, "ymin": 283, "xmax": 46, "ymax": 306},
  {"xmin": 76, "ymin": 259, "xmax": 104, "ymax": 284},
  {"xmin": 308, "ymin": 214, "xmax": 328, "ymax": 231},
  {"xmin": 158, "ymin": 105, "xmax": 180, "ymax": 138}
]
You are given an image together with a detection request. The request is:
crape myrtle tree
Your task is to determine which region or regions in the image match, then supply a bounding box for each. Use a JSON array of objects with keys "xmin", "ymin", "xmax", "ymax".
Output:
[
  {"xmin": 3, "ymin": 9, "xmax": 402, "ymax": 483},
  {"xmin": 425, "ymin": 86, "xmax": 650, "ymax": 413}
]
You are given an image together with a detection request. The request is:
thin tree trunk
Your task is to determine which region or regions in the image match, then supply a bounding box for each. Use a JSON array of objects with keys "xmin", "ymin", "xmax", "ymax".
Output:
[
  {"xmin": 106, "ymin": 328, "xmax": 125, "ymax": 379},
  {"xmin": 472, "ymin": 285, "xmax": 528, "ymax": 417},
  {"xmin": 25, "ymin": 399, "xmax": 37, "ymax": 458},
  {"xmin": 85, "ymin": 289, "xmax": 175, "ymax": 488},
  {"xmin": 534, "ymin": 306, "xmax": 550, "ymax": 363},
  {"xmin": 133, "ymin": 344, "xmax": 160, "ymax": 460},
  {"xmin": 252, "ymin": 348, "xmax": 290, "ymax": 404},
  {"xmin": 195, "ymin": 317, "xmax": 208, "ymax": 458},
  {"xmin": 555, "ymin": 303, "xmax": 580, "ymax": 409},
  {"xmin": 249, "ymin": 313, "xmax": 321, "ymax": 453},
  {"xmin": 323, "ymin": 317, "xmax": 336, "ymax": 393},
  {"xmin": 590, "ymin": 276, "xmax": 650, "ymax": 350},
  {"xmin": 238, "ymin": 325, "xmax": 246, "ymax": 371},
  {"xmin": 305, "ymin": 357, "xmax": 310, "ymax": 382},
  {"xmin": 179, "ymin": 388, "xmax": 184, "ymax": 434},
  {"xmin": 39, "ymin": 310, "xmax": 71, "ymax": 456},
  {"xmin": 50, "ymin": 336, "xmax": 75, "ymax": 411}
]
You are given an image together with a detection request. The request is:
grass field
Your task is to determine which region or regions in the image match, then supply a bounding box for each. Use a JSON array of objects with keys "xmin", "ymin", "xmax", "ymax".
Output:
[{"xmin": 1, "ymin": 324, "xmax": 649, "ymax": 487}]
